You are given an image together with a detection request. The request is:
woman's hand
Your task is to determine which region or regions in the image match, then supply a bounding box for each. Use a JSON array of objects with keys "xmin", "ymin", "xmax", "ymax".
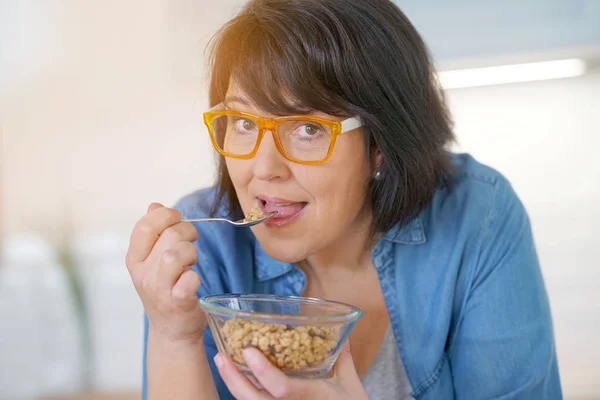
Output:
[
  {"xmin": 126, "ymin": 202, "xmax": 205, "ymax": 344},
  {"xmin": 215, "ymin": 342, "xmax": 369, "ymax": 400}
]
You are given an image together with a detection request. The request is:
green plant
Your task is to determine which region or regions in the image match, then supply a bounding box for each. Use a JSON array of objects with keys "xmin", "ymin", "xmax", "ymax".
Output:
[{"xmin": 57, "ymin": 240, "xmax": 92, "ymax": 389}]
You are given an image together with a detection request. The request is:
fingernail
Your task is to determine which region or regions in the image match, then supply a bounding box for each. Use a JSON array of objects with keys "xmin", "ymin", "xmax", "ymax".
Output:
[{"xmin": 214, "ymin": 353, "xmax": 224, "ymax": 368}]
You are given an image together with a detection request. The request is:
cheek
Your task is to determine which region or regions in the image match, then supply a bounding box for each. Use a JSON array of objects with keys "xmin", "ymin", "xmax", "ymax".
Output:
[
  {"xmin": 225, "ymin": 159, "xmax": 254, "ymax": 208},
  {"xmin": 225, "ymin": 159, "xmax": 251, "ymax": 187},
  {"xmin": 307, "ymin": 143, "xmax": 370, "ymax": 218},
  {"xmin": 322, "ymin": 173, "xmax": 367, "ymax": 210},
  {"xmin": 296, "ymin": 163, "xmax": 369, "ymax": 216}
]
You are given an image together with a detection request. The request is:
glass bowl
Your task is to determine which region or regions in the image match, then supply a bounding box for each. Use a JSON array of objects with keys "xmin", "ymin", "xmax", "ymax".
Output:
[{"xmin": 199, "ymin": 294, "xmax": 363, "ymax": 379}]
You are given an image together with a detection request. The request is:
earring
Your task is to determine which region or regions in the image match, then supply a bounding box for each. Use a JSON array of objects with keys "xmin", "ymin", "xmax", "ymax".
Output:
[{"xmin": 373, "ymin": 170, "xmax": 382, "ymax": 180}]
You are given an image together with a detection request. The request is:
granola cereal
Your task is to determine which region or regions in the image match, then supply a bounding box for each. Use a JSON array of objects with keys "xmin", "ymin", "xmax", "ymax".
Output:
[
  {"xmin": 220, "ymin": 318, "xmax": 339, "ymax": 371},
  {"xmin": 243, "ymin": 207, "xmax": 266, "ymax": 222}
]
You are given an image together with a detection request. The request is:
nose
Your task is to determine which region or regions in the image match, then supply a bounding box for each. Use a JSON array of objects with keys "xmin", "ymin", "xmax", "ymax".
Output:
[{"xmin": 251, "ymin": 130, "xmax": 291, "ymax": 181}]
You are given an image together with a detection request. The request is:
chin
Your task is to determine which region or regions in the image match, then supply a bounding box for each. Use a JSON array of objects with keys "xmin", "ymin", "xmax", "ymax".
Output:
[{"xmin": 255, "ymin": 238, "xmax": 310, "ymax": 264}]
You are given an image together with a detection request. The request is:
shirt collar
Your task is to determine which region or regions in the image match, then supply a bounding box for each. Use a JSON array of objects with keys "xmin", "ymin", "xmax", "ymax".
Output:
[
  {"xmin": 382, "ymin": 214, "xmax": 427, "ymax": 245},
  {"xmin": 254, "ymin": 215, "xmax": 426, "ymax": 282}
]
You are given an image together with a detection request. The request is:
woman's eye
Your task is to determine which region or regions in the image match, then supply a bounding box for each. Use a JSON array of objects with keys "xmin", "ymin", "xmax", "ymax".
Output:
[
  {"xmin": 303, "ymin": 124, "xmax": 320, "ymax": 136},
  {"xmin": 234, "ymin": 118, "xmax": 257, "ymax": 132},
  {"xmin": 294, "ymin": 124, "xmax": 323, "ymax": 138},
  {"xmin": 289, "ymin": 122, "xmax": 327, "ymax": 141}
]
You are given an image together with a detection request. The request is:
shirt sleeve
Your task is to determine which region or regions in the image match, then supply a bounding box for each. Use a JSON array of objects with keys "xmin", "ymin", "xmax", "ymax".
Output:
[{"xmin": 448, "ymin": 179, "xmax": 562, "ymax": 399}]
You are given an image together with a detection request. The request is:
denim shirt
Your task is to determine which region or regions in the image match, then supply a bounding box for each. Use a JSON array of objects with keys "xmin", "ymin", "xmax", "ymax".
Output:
[{"xmin": 142, "ymin": 153, "xmax": 562, "ymax": 399}]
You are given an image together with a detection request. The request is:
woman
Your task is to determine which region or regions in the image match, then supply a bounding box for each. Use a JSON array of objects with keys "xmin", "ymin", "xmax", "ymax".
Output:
[{"xmin": 127, "ymin": 0, "xmax": 562, "ymax": 399}]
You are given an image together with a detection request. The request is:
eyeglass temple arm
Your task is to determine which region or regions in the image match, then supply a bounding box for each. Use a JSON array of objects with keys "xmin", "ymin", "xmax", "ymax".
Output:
[{"xmin": 341, "ymin": 116, "xmax": 363, "ymax": 134}]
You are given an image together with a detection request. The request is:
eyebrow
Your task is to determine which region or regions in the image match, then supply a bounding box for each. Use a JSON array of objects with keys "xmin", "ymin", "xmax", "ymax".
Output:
[{"xmin": 223, "ymin": 96, "xmax": 251, "ymax": 108}]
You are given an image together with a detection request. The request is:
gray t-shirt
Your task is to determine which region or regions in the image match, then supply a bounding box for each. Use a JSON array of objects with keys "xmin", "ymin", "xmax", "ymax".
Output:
[{"xmin": 360, "ymin": 326, "xmax": 414, "ymax": 399}]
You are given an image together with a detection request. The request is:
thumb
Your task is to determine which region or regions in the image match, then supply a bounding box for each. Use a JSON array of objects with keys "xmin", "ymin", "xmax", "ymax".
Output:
[
  {"xmin": 147, "ymin": 202, "xmax": 164, "ymax": 213},
  {"xmin": 333, "ymin": 340, "xmax": 359, "ymax": 382}
]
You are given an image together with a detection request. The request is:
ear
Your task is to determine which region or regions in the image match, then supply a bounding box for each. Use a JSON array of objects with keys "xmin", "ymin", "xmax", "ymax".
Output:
[{"xmin": 371, "ymin": 148, "xmax": 382, "ymax": 174}]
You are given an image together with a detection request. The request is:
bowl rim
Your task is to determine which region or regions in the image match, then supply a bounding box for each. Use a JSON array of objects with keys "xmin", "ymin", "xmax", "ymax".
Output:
[{"xmin": 198, "ymin": 293, "xmax": 364, "ymax": 323}]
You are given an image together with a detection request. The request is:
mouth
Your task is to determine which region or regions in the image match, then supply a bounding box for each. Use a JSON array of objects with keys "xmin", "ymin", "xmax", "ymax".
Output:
[{"xmin": 256, "ymin": 195, "xmax": 308, "ymax": 227}]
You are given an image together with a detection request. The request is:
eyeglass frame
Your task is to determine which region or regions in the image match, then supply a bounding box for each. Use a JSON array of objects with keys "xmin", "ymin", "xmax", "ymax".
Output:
[{"xmin": 203, "ymin": 103, "xmax": 364, "ymax": 165}]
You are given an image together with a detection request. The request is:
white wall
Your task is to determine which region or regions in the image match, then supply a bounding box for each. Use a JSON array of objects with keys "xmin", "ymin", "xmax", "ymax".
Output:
[
  {"xmin": 0, "ymin": 0, "xmax": 246, "ymax": 241},
  {"xmin": 447, "ymin": 71, "xmax": 600, "ymax": 397},
  {"xmin": 1, "ymin": 0, "xmax": 598, "ymax": 398}
]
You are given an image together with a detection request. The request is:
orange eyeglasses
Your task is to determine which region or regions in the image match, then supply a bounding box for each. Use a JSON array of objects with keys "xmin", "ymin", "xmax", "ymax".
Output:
[{"xmin": 203, "ymin": 103, "xmax": 363, "ymax": 165}]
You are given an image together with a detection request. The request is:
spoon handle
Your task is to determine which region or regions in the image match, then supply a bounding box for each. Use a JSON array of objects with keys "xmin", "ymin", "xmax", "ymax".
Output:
[{"xmin": 182, "ymin": 217, "xmax": 230, "ymax": 223}]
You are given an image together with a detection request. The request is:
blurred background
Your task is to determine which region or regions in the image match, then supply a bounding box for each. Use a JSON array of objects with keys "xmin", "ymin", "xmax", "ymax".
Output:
[{"xmin": 0, "ymin": 0, "xmax": 598, "ymax": 399}]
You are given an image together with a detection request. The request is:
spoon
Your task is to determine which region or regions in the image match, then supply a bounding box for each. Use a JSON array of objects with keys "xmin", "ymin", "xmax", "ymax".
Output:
[{"xmin": 182, "ymin": 211, "xmax": 278, "ymax": 227}]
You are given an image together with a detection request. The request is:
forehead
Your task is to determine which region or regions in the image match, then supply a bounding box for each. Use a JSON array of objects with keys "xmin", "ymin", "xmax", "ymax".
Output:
[
  {"xmin": 224, "ymin": 81, "xmax": 254, "ymax": 108},
  {"xmin": 225, "ymin": 78, "xmax": 305, "ymax": 112},
  {"xmin": 223, "ymin": 78, "xmax": 343, "ymax": 122}
]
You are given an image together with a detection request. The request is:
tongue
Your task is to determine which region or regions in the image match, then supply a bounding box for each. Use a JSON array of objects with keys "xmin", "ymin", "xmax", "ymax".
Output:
[{"xmin": 263, "ymin": 202, "xmax": 306, "ymax": 218}]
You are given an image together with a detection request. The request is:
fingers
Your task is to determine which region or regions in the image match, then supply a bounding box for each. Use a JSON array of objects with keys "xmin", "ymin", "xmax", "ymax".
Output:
[
  {"xmin": 171, "ymin": 270, "xmax": 201, "ymax": 310},
  {"xmin": 243, "ymin": 348, "xmax": 297, "ymax": 398},
  {"xmin": 218, "ymin": 346, "xmax": 361, "ymax": 400},
  {"xmin": 157, "ymin": 220, "xmax": 199, "ymax": 247},
  {"xmin": 127, "ymin": 205, "xmax": 182, "ymax": 265},
  {"xmin": 333, "ymin": 339, "xmax": 361, "ymax": 385},
  {"xmin": 156, "ymin": 241, "xmax": 198, "ymax": 302},
  {"xmin": 127, "ymin": 203, "xmax": 198, "ymax": 303},
  {"xmin": 147, "ymin": 221, "xmax": 198, "ymax": 275},
  {"xmin": 215, "ymin": 353, "xmax": 271, "ymax": 400},
  {"xmin": 126, "ymin": 203, "xmax": 208, "ymax": 344}
]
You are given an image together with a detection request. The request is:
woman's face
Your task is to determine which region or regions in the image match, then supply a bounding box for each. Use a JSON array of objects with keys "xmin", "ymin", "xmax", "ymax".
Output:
[{"xmin": 224, "ymin": 81, "xmax": 373, "ymax": 263}]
